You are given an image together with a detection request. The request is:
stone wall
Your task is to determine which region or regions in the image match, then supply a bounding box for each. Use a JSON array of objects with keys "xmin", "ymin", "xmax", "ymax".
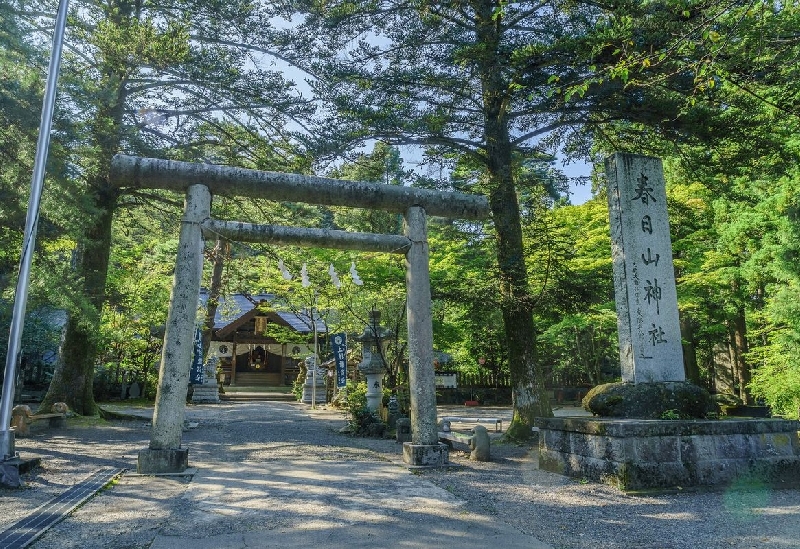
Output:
[{"xmin": 536, "ymin": 417, "xmax": 800, "ymax": 491}]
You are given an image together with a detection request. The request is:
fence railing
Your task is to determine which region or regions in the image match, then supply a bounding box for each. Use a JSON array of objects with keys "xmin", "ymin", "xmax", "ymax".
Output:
[
  {"xmin": 437, "ymin": 370, "xmax": 591, "ymax": 390},
  {"xmin": 435, "ymin": 370, "xmax": 591, "ymax": 406}
]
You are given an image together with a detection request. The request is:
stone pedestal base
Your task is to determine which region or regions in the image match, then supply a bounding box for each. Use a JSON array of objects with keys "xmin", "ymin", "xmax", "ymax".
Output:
[
  {"xmin": 402, "ymin": 442, "xmax": 449, "ymax": 467},
  {"xmin": 137, "ymin": 448, "xmax": 189, "ymax": 474},
  {"xmin": 536, "ymin": 417, "xmax": 800, "ymax": 491},
  {"xmin": 0, "ymin": 456, "xmax": 41, "ymax": 488},
  {"xmin": 191, "ymin": 383, "xmax": 220, "ymax": 404}
]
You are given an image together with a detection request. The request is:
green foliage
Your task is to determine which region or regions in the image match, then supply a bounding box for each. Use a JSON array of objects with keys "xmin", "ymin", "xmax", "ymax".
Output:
[
  {"xmin": 5, "ymin": 0, "xmax": 800, "ymax": 420},
  {"xmin": 292, "ymin": 366, "xmax": 305, "ymax": 401},
  {"xmin": 327, "ymin": 142, "xmax": 408, "ymax": 235},
  {"xmin": 531, "ymin": 197, "xmax": 617, "ymax": 386},
  {"xmin": 94, "ymin": 217, "xmax": 176, "ymax": 402},
  {"xmin": 659, "ymin": 409, "xmax": 682, "ymax": 421},
  {"xmin": 341, "ymin": 381, "xmax": 385, "ymax": 436},
  {"xmin": 0, "ymin": 1, "xmax": 72, "ymax": 307},
  {"xmin": 3, "ymin": 0, "xmax": 316, "ymax": 412},
  {"xmin": 540, "ymin": 308, "xmax": 619, "ymax": 385},
  {"xmin": 427, "ymin": 220, "xmax": 503, "ymax": 374},
  {"xmin": 91, "ymin": 17, "xmax": 189, "ymax": 72},
  {"xmin": 747, "ymin": 170, "xmax": 800, "ymax": 418}
]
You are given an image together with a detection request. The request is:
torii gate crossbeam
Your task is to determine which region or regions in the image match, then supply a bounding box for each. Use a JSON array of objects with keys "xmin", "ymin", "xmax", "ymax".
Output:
[{"xmin": 201, "ymin": 220, "xmax": 412, "ymax": 254}]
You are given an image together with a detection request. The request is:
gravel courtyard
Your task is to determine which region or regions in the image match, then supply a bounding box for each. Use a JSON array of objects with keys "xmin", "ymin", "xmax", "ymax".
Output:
[{"xmin": 1, "ymin": 401, "xmax": 798, "ymax": 549}]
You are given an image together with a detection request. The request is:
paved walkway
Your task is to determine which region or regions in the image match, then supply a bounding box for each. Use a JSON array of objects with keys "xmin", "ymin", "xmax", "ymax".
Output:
[
  {"xmin": 148, "ymin": 460, "xmax": 549, "ymax": 549},
  {"xmin": 2, "ymin": 401, "xmax": 555, "ymax": 549}
]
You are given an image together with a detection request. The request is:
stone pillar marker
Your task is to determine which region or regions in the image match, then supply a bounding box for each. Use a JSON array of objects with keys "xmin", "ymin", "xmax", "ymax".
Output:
[
  {"xmin": 138, "ymin": 183, "xmax": 210, "ymax": 474},
  {"xmin": 606, "ymin": 153, "xmax": 684, "ymax": 383}
]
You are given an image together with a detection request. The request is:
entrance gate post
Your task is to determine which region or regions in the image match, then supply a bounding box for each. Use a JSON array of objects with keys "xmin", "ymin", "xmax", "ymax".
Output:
[
  {"xmin": 138, "ymin": 184, "xmax": 210, "ymax": 473},
  {"xmin": 402, "ymin": 205, "xmax": 448, "ymax": 466}
]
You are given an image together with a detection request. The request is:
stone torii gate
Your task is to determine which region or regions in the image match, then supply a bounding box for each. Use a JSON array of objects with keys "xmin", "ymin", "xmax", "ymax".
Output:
[{"xmin": 109, "ymin": 154, "xmax": 490, "ymax": 472}]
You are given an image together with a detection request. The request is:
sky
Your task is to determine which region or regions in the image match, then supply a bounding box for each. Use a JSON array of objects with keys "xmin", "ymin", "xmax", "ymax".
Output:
[
  {"xmin": 260, "ymin": 21, "xmax": 598, "ymax": 207},
  {"xmin": 562, "ymin": 158, "xmax": 594, "ymax": 205}
]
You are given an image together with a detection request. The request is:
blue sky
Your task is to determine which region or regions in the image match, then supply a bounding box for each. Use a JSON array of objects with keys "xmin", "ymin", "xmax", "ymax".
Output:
[{"xmin": 562, "ymin": 158, "xmax": 594, "ymax": 205}]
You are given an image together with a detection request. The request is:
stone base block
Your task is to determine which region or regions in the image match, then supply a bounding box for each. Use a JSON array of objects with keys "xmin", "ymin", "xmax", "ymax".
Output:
[
  {"xmin": 48, "ymin": 415, "xmax": 67, "ymax": 429},
  {"xmin": 402, "ymin": 442, "xmax": 449, "ymax": 467},
  {"xmin": 0, "ymin": 456, "xmax": 41, "ymax": 488},
  {"xmin": 536, "ymin": 417, "xmax": 800, "ymax": 491},
  {"xmin": 395, "ymin": 418, "xmax": 412, "ymax": 443},
  {"xmin": 191, "ymin": 384, "xmax": 220, "ymax": 404},
  {"xmin": 137, "ymin": 448, "xmax": 189, "ymax": 474}
]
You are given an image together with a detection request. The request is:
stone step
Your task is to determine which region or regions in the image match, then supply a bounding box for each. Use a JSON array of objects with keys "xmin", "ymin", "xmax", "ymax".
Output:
[
  {"xmin": 233, "ymin": 372, "xmax": 282, "ymax": 386},
  {"xmin": 220, "ymin": 390, "xmax": 296, "ymax": 402}
]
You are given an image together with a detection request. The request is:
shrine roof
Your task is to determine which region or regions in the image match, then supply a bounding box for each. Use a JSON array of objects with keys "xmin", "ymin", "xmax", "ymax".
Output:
[{"xmin": 199, "ymin": 290, "xmax": 327, "ymax": 336}]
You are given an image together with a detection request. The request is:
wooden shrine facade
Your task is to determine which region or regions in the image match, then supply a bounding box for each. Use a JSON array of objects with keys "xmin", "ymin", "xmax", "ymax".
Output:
[{"xmin": 205, "ymin": 291, "xmax": 325, "ymax": 387}]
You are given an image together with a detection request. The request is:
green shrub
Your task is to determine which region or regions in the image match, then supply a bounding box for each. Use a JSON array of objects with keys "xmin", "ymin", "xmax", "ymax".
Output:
[{"xmin": 342, "ymin": 381, "xmax": 385, "ymax": 436}]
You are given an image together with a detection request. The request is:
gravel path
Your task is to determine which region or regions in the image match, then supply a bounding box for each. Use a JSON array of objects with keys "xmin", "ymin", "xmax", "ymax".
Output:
[{"xmin": 2, "ymin": 401, "xmax": 799, "ymax": 549}]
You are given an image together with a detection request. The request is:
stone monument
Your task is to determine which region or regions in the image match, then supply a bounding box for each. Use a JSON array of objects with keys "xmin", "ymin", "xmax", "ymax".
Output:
[
  {"xmin": 607, "ymin": 153, "xmax": 684, "ymax": 383},
  {"xmin": 535, "ymin": 153, "xmax": 800, "ymax": 490},
  {"xmin": 583, "ymin": 153, "xmax": 710, "ymax": 418}
]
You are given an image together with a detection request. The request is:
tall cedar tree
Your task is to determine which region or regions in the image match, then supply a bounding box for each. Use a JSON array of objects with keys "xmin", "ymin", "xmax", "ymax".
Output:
[
  {"xmin": 286, "ymin": 1, "xmax": 714, "ymax": 435},
  {"xmin": 7, "ymin": 0, "xmax": 312, "ymax": 414},
  {"xmin": 0, "ymin": 2, "xmax": 73, "ymax": 378}
]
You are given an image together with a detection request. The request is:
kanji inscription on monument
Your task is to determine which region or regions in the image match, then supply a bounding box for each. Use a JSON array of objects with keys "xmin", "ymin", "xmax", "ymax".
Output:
[{"xmin": 606, "ymin": 153, "xmax": 685, "ymax": 383}]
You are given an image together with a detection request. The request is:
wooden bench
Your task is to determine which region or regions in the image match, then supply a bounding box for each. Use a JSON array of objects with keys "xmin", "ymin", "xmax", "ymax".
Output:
[
  {"xmin": 440, "ymin": 416, "xmax": 503, "ymax": 432},
  {"xmin": 11, "ymin": 404, "xmax": 67, "ymax": 437}
]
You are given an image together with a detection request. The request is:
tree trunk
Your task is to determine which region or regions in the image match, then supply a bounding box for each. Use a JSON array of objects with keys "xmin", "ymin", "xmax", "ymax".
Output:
[
  {"xmin": 729, "ymin": 308, "xmax": 750, "ymax": 404},
  {"xmin": 41, "ymin": 34, "xmax": 127, "ymax": 414},
  {"xmin": 680, "ymin": 313, "xmax": 700, "ymax": 384},
  {"xmin": 474, "ymin": 1, "xmax": 552, "ymax": 439},
  {"xmin": 202, "ymin": 238, "xmax": 228, "ymax": 356},
  {"xmin": 41, "ymin": 189, "xmax": 118, "ymax": 415},
  {"xmin": 490, "ymin": 173, "xmax": 552, "ymax": 436}
]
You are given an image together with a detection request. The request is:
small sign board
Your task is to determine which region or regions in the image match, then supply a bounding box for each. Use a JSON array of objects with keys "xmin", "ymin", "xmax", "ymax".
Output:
[
  {"xmin": 435, "ymin": 372, "xmax": 457, "ymax": 389},
  {"xmin": 331, "ymin": 333, "xmax": 347, "ymax": 388}
]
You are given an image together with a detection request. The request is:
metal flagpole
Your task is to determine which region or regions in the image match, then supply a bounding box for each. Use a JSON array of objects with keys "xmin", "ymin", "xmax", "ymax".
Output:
[{"xmin": 0, "ymin": 0, "xmax": 71, "ymax": 461}]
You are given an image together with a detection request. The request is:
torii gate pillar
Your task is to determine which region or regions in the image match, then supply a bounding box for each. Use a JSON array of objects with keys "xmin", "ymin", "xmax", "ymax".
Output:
[
  {"xmin": 138, "ymin": 184, "xmax": 210, "ymax": 473},
  {"xmin": 403, "ymin": 206, "xmax": 449, "ymax": 466}
]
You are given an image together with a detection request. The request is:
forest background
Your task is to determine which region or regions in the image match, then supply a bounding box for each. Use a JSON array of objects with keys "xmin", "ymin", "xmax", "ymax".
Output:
[{"xmin": 1, "ymin": 1, "xmax": 799, "ymax": 432}]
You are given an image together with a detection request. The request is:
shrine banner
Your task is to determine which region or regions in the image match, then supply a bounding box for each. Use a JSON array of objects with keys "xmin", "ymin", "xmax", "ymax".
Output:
[
  {"xmin": 189, "ymin": 326, "xmax": 204, "ymax": 384},
  {"xmin": 331, "ymin": 333, "xmax": 347, "ymax": 388}
]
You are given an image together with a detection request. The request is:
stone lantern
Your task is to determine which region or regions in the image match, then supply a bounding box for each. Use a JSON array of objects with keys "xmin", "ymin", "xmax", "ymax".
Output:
[
  {"xmin": 356, "ymin": 310, "xmax": 393, "ymax": 412},
  {"xmin": 301, "ymin": 355, "xmax": 327, "ymax": 406}
]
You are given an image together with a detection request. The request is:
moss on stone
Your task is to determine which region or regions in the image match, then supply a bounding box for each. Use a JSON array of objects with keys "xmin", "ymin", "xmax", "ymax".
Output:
[{"xmin": 583, "ymin": 381, "xmax": 714, "ymax": 419}]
